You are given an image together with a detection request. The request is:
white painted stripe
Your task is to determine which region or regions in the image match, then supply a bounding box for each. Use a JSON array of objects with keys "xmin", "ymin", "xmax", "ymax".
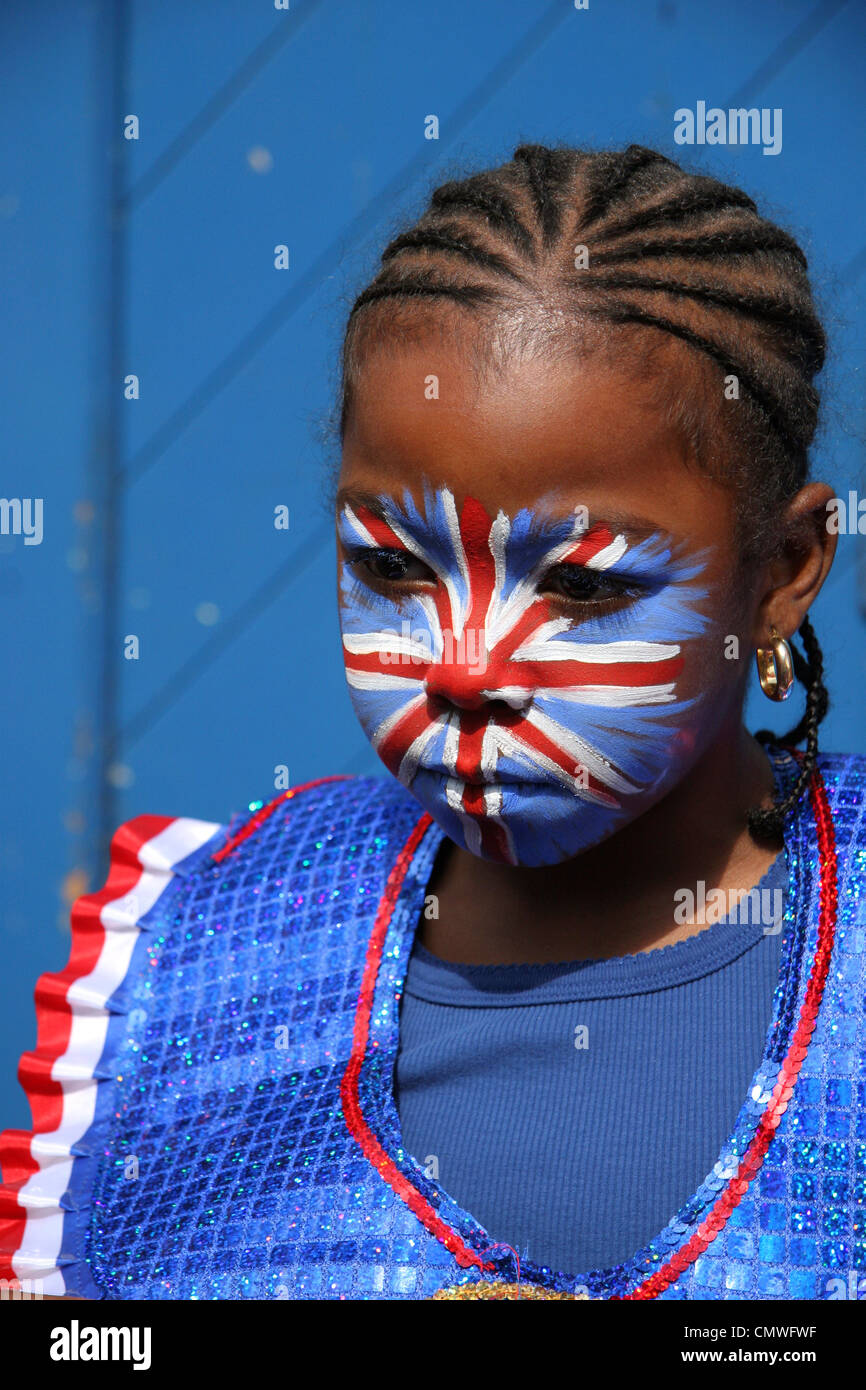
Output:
[
  {"xmin": 440, "ymin": 487, "xmax": 471, "ymax": 640},
  {"xmin": 397, "ymin": 710, "xmax": 450, "ymax": 786},
  {"xmin": 341, "ymin": 503, "xmax": 378, "ymax": 547},
  {"xmin": 371, "ymin": 692, "xmax": 427, "ymax": 750},
  {"xmin": 345, "ymin": 669, "xmax": 426, "ymax": 693},
  {"xmin": 486, "ymin": 509, "xmax": 511, "ymax": 638},
  {"xmin": 510, "ymin": 635, "xmax": 680, "ymax": 663},
  {"xmin": 443, "ymin": 715, "xmax": 460, "ymax": 775},
  {"xmin": 486, "ymin": 727, "xmax": 621, "ymax": 807},
  {"xmin": 371, "ymin": 498, "xmax": 469, "ymax": 643},
  {"xmin": 445, "ymin": 778, "xmax": 517, "ymax": 866},
  {"xmin": 444, "ymin": 776, "xmax": 466, "ymax": 815},
  {"xmin": 536, "ymin": 682, "xmax": 677, "ymax": 707},
  {"xmin": 523, "ymin": 707, "xmax": 638, "ymax": 794},
  {"xmin": 342, "ymin": 630, "xmax": 433, "ymax": 662},
  {"xmin": 584, "ymin": 535, "xmax": 628, "ymax": 569},
  {"xmin": 484, "ymin": 515, "xmax": 605, "ymax": 649},
  {"xmin": 416, "ymin": 594, "xmax": 444, "ymax": 662}
]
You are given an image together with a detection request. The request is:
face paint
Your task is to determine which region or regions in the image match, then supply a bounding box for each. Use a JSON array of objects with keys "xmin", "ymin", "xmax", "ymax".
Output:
[{"xmin": 338, "ymin": 483, "xmax": 710, "ymax": 867}]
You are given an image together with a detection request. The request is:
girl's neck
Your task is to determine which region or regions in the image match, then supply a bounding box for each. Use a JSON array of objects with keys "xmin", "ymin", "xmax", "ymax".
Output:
[{"xmin": 418, "ymin": 723, "xmax": 785, "ymax": 965}]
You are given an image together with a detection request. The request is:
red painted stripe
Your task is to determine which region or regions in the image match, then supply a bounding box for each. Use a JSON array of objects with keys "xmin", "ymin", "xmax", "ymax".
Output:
[
  {"xmin": 353, "ymin": 505, "xmax": 409, "ymax": 552},
  {"xmin": 559, "ymin": 523, "xmax": 617, "ymax": 567},
  {"xmin": 487, "ymin": 594, "xmax": 549, "ymax": 660},
  {"xmin": 467, "ymin": 808, "xmax": 514, "ymax": 865},
  {"xmin": 458, "ymin": 496, "xmax": 497, "ymax": 641},
  {"xmin": 376, "ymin": 701, "xmax": 432, "ymax": 780},
  {"xmin": 211, "ymin": 776, "xmax": 351, "ymax": 863},
  {"xmin": 343, "ymin": 648, "xmax": 430, "ymax": 677},
  {"xmin": 0, "ymin": 813, "xmax": 175, "ymax": 1282},
  {"xmin": 510, "ymin": 653, "xmax": 685, "ymax": 689},
  {"xmin": 613, "ymin": 762, "xmax": 838, "ymax": 1300},
  {"xmin": 508, "ymin": 719, "xmax": 618, "ymax": 804},
  {"xmin": 340, "ymin": 813, "xmax": 496, "ymax": 1274},
  {"xmin": 453, "ymin": 710, "xmax": 488, "ymax": 781}
]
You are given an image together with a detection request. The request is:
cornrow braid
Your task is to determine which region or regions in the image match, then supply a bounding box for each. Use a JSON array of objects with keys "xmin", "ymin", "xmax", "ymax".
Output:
[
  {"xmin": 589, "ymin": 226, "xmax": 809, "ymax": 270},
  {"xmin": 381, "ymin": 222, "xmax": 530, "ymax": 285},
  {"xmin": 512, "ymin": 143, "xmax": 575, "ymax": 246},
  {"xmin": 577, "ymin": 144, "xmax": 674, "ymax": 228},
  {"xmin": 337, "ymin": 141, "xmax": 831, "ymax": 836},
  {"xmin": 585, "ymin": 177, "xmax": 759, "ymax": 244},
  {"xmin": 430, "ymin": 178, "xmax": 536, "ymax": 257}
]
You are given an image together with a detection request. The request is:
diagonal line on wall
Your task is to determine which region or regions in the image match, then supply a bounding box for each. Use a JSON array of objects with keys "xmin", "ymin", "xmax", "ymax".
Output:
[
  {"xmin": 120, "ymin": 0, "xmax": 862, "ymax": 749},
  {"xmin": 119, "ymin": 517, "xmax": 332, "ymax": 749},
  {"xmin": 121, "ymin": 0, "xmax": 570, "ymax": 488},
  {"xmin": 724, "ymin": 0, "xmax": 851, "ymax": 106},
  {"xmin": 118, "ymin": 4, "xmax": 573, "ymax": 749},
  {"xmin": 122, "ymin": 1, "xmax": 326, "ymax": 211}
]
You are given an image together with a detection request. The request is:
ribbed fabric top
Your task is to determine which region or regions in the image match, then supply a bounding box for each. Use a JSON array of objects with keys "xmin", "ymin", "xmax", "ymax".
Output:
[{"xmin": 395, "ymin": 851, "xmax": 788, "ymax": 1275}]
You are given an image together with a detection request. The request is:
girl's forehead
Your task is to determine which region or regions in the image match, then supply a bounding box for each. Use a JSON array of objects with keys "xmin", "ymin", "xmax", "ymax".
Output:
[
  {"xmin": 340, "ymin": 352, "xmax": 736, "ymax": 545},
  {"xmin": 344, "ymin": 330, "xmax": 701, "ymax": 458}
]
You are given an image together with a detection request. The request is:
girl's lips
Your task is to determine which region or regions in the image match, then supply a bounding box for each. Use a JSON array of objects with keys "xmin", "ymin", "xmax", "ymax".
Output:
[{"xmin": 419, "ymin": 767, "xmax": 544, "ymax": 791}]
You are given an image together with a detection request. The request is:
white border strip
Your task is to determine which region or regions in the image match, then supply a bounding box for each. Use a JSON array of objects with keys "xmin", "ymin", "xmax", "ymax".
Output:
[{"xmin": 10, "ymin": 815, "xmax": 221, "ymax": 1294}]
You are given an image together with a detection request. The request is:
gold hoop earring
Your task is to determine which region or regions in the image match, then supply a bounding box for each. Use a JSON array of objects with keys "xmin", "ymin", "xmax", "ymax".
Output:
[{"xmin": 756, "ymin": 625, "xmax": 794, "ymax": 701}]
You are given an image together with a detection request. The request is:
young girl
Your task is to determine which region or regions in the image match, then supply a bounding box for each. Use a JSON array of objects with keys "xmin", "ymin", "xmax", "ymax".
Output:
[{"xmin": 1, "ymin": 142, "xmax": 862, "ymax": 1302}]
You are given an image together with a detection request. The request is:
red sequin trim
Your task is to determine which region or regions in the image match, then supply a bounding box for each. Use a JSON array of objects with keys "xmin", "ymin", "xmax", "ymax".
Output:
[
  {"xmin": 340, "ymin": 812, "xmax": 496, "ymax": 1274},
  {"xmin": 212, "ymin": 776, "xmax": 351, "ymax": 863},
  {"xmin": 614, "ymin": 763, "xmax": 838, "ymax": 1299},
  {"xmin": 347, "ymin": 760, "xmax": 838, "ymax": 1295}
]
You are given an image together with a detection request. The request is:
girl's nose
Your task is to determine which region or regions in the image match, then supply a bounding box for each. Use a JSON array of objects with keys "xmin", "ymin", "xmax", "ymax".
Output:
[
  {"xmin": 424, "ymin": 663, "xmax": 534, "ymax": 714},
  {"xmin": 424, "ymin": 663, "xmax": 490, "ymax": 711}
]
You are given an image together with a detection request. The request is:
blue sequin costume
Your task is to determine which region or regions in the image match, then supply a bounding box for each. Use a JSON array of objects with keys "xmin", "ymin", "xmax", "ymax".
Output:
[{"xmin": 1, "ymin": 745, "xmax": 864, "ymax": 1300}]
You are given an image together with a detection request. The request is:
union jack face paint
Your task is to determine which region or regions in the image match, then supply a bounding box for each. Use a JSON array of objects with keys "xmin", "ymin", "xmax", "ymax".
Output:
[{"xmin": 338, "ymin": 484, "xmax": 710, "ymax": 866}]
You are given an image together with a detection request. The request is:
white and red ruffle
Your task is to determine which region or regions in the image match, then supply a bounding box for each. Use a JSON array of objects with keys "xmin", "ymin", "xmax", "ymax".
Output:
[{"xmin": 0, "ymin": 813, "xmax": 221, "ymax": 1297}]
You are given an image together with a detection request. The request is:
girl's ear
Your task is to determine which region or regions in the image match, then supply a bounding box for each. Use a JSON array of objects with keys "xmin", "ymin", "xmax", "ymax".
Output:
[{"xmin": 752, "ymin": 482, "xmax": 838, "ymax": 645}]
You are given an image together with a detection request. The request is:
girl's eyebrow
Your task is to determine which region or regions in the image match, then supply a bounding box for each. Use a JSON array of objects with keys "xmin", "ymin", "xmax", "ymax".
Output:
[
  {"xmin": 336, "ymin": 486, "xmax": 675, "ymax": 546},
  {"xmin": 579, "ymin": 510, "xmax": 674, "ymax": 545},
  {"xmin": 336, "ymin": 487, "xmax": 393, "ymax": 521}
]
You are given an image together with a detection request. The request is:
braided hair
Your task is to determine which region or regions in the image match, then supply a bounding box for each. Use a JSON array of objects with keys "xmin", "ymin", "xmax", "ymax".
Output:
[{"xmin": 336, "ymin": 142, "xmax": 830, "ymax": 841}]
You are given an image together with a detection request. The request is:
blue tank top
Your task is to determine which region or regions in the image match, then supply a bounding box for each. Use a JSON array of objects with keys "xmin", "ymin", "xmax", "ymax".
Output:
[{"xmin": 395, "ymin": 851, "xmax": 788, "ymax": 1273}]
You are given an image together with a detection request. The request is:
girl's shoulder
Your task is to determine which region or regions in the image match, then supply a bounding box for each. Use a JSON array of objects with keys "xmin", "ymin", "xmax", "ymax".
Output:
[
  {"xmin": 0, "ymin": 773, "xmax": 423, "ymax": 1298},
  {"xmin": 83, "ymin": 772, "xmax": 422, "ymax": 909},
  {"xmin": 780, "ymin": 750, "xmax": 866, "ymax": 898},
  {"xmin": 813, "ymin": 748, "xmax": 866, "ymax": 844},
  {"xmin": 815, "ymin": 747, "xmax": 866, "ymax": 780},
  {"xmin": 774, "ymin": 746, "xmax": 865, "ymax": 829}
]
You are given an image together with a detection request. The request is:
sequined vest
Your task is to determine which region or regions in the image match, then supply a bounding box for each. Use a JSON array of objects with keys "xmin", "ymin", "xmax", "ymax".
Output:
[{"xmin": 1, "ymin": 747, "xmax": 864, "ymax": 1300}]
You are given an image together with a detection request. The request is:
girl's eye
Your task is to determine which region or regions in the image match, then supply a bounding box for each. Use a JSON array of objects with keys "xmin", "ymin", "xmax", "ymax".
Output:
[
  {"xmin": 351, "ymin": 547, "xmax": 435, "ymax": 585},
  {"xmin": 541, "ymin": 563, "xmax": 643, "ymax": 606}
]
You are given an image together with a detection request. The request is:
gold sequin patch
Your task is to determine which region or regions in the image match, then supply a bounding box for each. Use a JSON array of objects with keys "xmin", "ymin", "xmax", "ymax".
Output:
[{"xmin": 432, "ymin": 1280, "xmax": 591, "ymax": 1299}]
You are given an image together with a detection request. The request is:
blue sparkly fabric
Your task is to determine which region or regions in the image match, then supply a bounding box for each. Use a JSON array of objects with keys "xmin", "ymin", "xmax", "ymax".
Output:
[{"xmin": 6, "ymin": 747, "xmax": 866, "ymax": 1300}]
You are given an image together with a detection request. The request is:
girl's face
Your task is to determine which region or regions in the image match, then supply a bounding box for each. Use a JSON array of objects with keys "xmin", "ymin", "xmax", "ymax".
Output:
[{"xmin": 336, "ymin": 329, "xmax": 755, "ymax": 868}]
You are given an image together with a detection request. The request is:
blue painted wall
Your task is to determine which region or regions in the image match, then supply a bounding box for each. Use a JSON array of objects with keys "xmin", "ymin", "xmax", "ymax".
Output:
[{"xmin": 1, "ymin": 0, "xmax": 864, "ymax": 1125}]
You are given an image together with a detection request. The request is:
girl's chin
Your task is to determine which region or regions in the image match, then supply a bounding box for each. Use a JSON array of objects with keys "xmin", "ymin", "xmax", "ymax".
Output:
[{"xmin": 406, "ymin": 769, "xmax": 632, "ymax": 867}]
